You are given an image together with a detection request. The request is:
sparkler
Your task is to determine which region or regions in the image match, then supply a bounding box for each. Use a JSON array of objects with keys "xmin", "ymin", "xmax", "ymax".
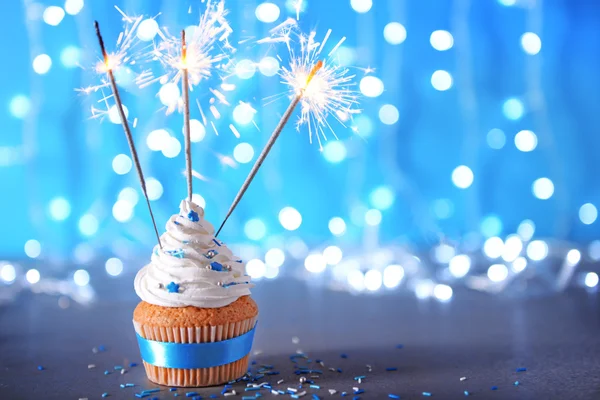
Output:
[
  {"xmin": 181, "ymin": 29, "xmax": 193, "ymax": 202},
  {"xmin": 215, "ymin": 60, "xmax": 323, "ymax": 237},
  {"xmin": 94, "ymin": 21, "xmax": 162, "ymax": 248}
]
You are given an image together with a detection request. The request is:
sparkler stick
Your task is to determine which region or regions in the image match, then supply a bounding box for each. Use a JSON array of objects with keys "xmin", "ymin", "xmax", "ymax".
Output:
[
  {"xmin": 215, "ymin": 60, "xmax": 323, "ymax": 237},
  {"xmin": 94, "ymin": 21, "xmax": 162, "ymax": 248},
  {"xmin": 181, "ymin": 29, "xmax": 193, "ymax": 202}
]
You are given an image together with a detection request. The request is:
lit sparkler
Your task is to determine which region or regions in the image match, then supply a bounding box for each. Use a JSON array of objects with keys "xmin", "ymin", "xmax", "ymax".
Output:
[{"xmin": 94, "ymin": 21, "xmax": 162, "ymax": 248}]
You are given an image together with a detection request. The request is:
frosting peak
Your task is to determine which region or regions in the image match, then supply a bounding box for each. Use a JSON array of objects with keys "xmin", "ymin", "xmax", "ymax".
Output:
[{"xmin": 134, "ymin": 200, "xmax": 253, "ymax": 308}]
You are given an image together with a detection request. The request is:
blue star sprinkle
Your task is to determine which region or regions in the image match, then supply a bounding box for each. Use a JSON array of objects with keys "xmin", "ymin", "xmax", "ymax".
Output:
[
  {"xmin": 166, "ymin": 282, "xmax": 180, "ymax": 293},
  {"xmin": 187, "ymin": 210, "xmax": 200, "ymax": 222},
  {"xmin": 210, "ymin": 262, "xmax": 224, "ymax": 271},
  {"xmin": 165, "ymin": 249, "xmax": 185, "ymax": 258}
]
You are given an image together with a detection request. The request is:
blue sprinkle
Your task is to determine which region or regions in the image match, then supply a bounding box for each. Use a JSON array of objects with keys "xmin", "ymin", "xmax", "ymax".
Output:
[
  {"xmin": 186, "ymin": 392, "xmax": 198, "ymax": 397},
  {"xmin": 396, "ymin": 344, "xmax": 404, "ymax": 349},
  {"xmin": 37, "ymin": 366, "xmax": 44, "ymax": 371},
  {"xmin": 310, "ymin": 385, "xmax": 320, "ymax": 389},
  {"xmin": 245, "ymin": 387, "xmax": 260, "ymax": 391},
  {"xmin": 165, "ymin": 249, "xmax": 185, "ymax": 259},
  {"xmin": 353, "ymin": 397, "xmax": 360, "ymax": 400},
  {"xmin": 491, "ymin": 386, "xmax": 498, "ymax": 391},
  {"xmin": 389, "ymin": 395, "xmax": 400, "ymax": 399},
  {"xmin": 354, "ymin": 389, "xmax": 364, "ymax": 395},
  {"xmin": 126, "ymin": 384, "xmax": 135, "ymax": 387},
  {"xmin": 187, "ymin": 210, "xmax": 200, "ymax": 222},
  {"xmin": 236, "ymin": 259, "xmax": 243, "ymax": 263},
  {"xmin": 102, "ymin": 394, "xmax": 109, "ymax": 398},
  {"xmin": 464, "ymin": 391, "xmax": 469, "ymax": 396},
  {"xmin": 266, "ymin": 371, "xmax": 280, "ymax": 375},
  {"xmin": 98, "ymin": 345, "xmax": 106, "ymax": 352},
  {"xmin": 386, "ymin": 367, "xmax": 398, "ymax": 371},
  {"xmin": 337, "ymin": 368, "xmax": 343, "ymax": 373},
  {"xmin": 104, "ymin": 370, "xmax": 110, "ymax": 375},
  {"xmin": 514, "ymin": 381, "xmax": 520, "ymax": 386},
  {"xmin": 210, "ymin": 262, "xmax": 224, "ymax": 271},
  {"xmin": 341, "ymin": 392, "xmax": 347, "ymax": 397},
  {"xmin": 170, "ymin": 388, "xmax": 177, "ymax": 392},
  {"xmin": 422, "ymin": 393, "xmax": 432, "ymax": 397},
  {"xmin": 213, "ymin": 239, "xmax": 222, "ymax": 247},
  {"xmin": 242, "ymin": 397, "xmax": 256, "ymax": 400},
  {"xmin": 129, "ymin": 363, "xmax": 138, "ymax": 367},
  {"xmin": 278, "ymin": 390, "xmax": 285, "ymax": 395},
  {"xmin": 193, "ymin": 397, "xmax": 202, "ymax": 400},
  {"xmin": 264, "ymin": 385, "xmax": 272, "ymax": 389},
  {"xmin": 174, "ymin": 221, "xmax": 181, "ymax": 225},
  {"xmin": 141, "ymin": 389, "xmax": 160, "ymax": 395},
  {"xmin": 120, "ymin": 384, "xmax": 126, "ymax": 388},
  {"xmin": 340, "ymin": 354, "xmax": 348, "ymax": 359},
  {"xmin": 166, "ymin": 281, "xmax": 180, "ymax": 293},
  {"xmin": 312, "ymin": 395, "xmax": 321, "ymax": 400},
  {"xmin": 210, "ymin": 395, "xmax": 219, "ymax": 398},
  {"xmin": 516, "ymin": 367, "xmax": 527, "ymax": 372},
  {"xmin": 251, "ymin": 360, "xmax": 257, "ymax": 365},
  {"xmin": 354, "ymin": 376, "xmax": 366, "ymax": 380},
  {"xmin": 291, "ymin": 396, "xmax": 300, "ymax": 400},
  {"xmin": 114, "ymin": 365, "xmax": 123, "ymax": 370},
  {"xmin": 135, "ymin": 395, "xmax": 149, "ymax": 399}
]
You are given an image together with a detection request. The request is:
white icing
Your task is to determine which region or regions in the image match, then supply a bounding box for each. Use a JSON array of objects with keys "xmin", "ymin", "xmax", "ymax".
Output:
[{"xmin": 134, "ymin": 200, "xmax": 253, "ymax": 308}]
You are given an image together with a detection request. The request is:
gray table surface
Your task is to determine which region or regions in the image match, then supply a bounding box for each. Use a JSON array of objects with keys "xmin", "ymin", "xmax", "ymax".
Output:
[{"xmin": 1, "ymin": 275, "xmax": 599, "ymax": 399}]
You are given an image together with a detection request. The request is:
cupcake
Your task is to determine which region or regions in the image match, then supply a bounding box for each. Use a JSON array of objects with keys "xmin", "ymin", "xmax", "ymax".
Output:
[{"xmin": 133, "ymin": 199, "xmax": 257, "ymax": 387}]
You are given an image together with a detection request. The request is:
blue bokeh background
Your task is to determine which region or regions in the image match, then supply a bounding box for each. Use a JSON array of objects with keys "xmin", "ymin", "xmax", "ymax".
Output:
[{"xmin": 2, "ymin": 0, "xmax": 600, "ymax": 265}]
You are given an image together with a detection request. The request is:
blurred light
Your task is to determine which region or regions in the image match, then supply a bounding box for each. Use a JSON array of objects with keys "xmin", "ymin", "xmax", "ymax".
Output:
[
  {"xmin": 350, "ymin": 0, "xmax": 372, "ymax": 13},
  {"xmin": 353, "ymin": 115, "xmax": 373, "ymax": 137},
  {"xmin": 430, "ymin": 30, "xmax": 453, "ymax": 51},
  {"xmin": 119, "ymin": 187, "xmax": 139, "ymax": 205},
  {"xmin": 323, "ymin": 246, "xmax": 343, "ymax": 265},
  {"xmin": 451, "ymin": 165, "xmax": 474, "ymax": 189},
  {"xmin": 265, "ymin": 248, "xmax": 285, "ymax": 268},
  {"xmin": 60, "ymin": 46, "xmax": 81, "ymax": 68},
  {"xmin": 112, "ymin": 200, "xmax": 134, "ymax": 222},
  {"xmin": 64, "ymin": 0, "xmax": 84, "ymax": 15},
  {"xmin": 512, "ymin": 256, "xmax": 527, "ymax": 273},
  {"xmin": 432, "ymin": 198, "xmax": 454, "ymax": 219},
  {"xmin": 233, "ymin": 143, "xmax": 254, "ymax": 164},
  {"xmin": 365, "ymin": 209, "xmax": 382, "ymax": 226},
  {"xmin": 433, "ymin": 284, "xmax": 453, "ymax": 302},
  {"xmin": 483, "ymin": 237, "xmax": 504, "ymax": 259},
  {"xmin": 431, "ymin": 70, "xmax": 453, "ymax": 91},
  {"xmin": 527, "ymin": 240, "xmax": 548, "ymax": 261},
  {"xmin": 147, "ymin": 129, "xmax": 170, "ymax": 151},
  {"xmin": 74, "ymin": 243, "xmax": 94, "ymax": 264},
  {"xmin": 25, "ymin": 240, "xmax": 41, "ymax": 258},
  {"xmin": 521, "ymin": 32, "xmax": 541, "ymax": 55},
  {"xmin": 105, "ymin": 258, "xmax": 123, "ymax": 277},
  {"xmin": 359, "ymin": 76, "xmax": 384, "ymax": 98},
  {"xmin": 566, "ymin": 249, "xmax": 581, "ymax": 266},
  {"xmin": 328, "ymin": 217, "xmax": 346, "ymax": 236},
  {"xmin": 517, "ymin": 219, "xmax": 535, "ymax": 241},
  {"xmin": 589, "ymin": 240, "xmax": 600, "ymax": 261},
  {"xmin": 191, "ymin": 194, "xmax": 206, "ymax": 208},
  {"xmin": 487, "ymin": 264, "xmax": 508, "ymax": 282},
  {"xmin": 279, "ymin": 207, "xmax": 302, "ymax": 231},
  {"xmin": 33, "ymin": 54, "xmax": 52, "ymax": 74},
  {"xmin": 579, "ymin": 203, "xmax": 598, "ymax": 225},
  {"xmin": 335, "ymin": 46, "xmax": 356, "ymax": 67},
  {"xmin": 434, "ymin": 244, "xmax": 455, "ymax": 264},
  {"xmin": 112, "ymin": 153, "xmax": 132, "ymax": 175},
  {"xmin": 350, "ymin": 205, "xmax": 368, "ymax": 226},
  {"xmin": 259, "ymin": 56, "xmax": 279, "ymax": 76},
  {"xmin": 323, "ymin": 141, "xmax": 347, "ymax": 163},
  {"xmin": 244, "ymin": 219, "xmax": 267, "ymax": 241},
  {"xmin": 584, "ymin": 272, "xmax": 599, "ymax": 288},
  {"xmin": 498, "ymin": 0, "xmax": 517, "ymax": 5},
  {"xmin": 146, "ymin": 178, "xmax": 163, "ymax": 201},
  {"xmin": 364, "ymin": 270, "xmax": 382, "ymax": 291},
  {"xmin": 246, "ymin": 259, "xmax": 266, "ymax": 279},
  {"xmin": 73, "ymin": 269, "xmax": 90, "ymax": 286},
  {"xmin": 49, "ymin": 197, "xmax": 71, "ymax": 221},
  {"xmin": 158, "ymin": 83, "xmax": 180, "ymax": 107},
  {"xmin": 369, "ymin": 186, "xmax": 395, "ymax": 210},
  {"xmin": 502, "ymin": 235, "xmax": 523, "ymax": 262},
  {"xmin": 161, "ymin": 137, "xmax": 181, "ymax": 158},
  {"xmin": 287, "ymin": 237, "xmax": 308, "ymax": 258},
  {"xmin": 532, "ymin": 177, "xmax": 554, "ymax": 200},
  {"xmin": 1, "ymin": 264, "xmax": 16, "ymax": 283},
  {"xmin": 415, "ymin": 280, "xmax": 435, "ymax": 299},
  {"xmin": 108, "ymin": 104, "xmax": 128, "ymax": 124},
  {"xmin": 383, "ymin": 264, "xmax": 404, "ymax": 288},
  {"xmin": 480, "ymin": 215, "xmax": 503, "ymax": 237},
  {"xmin": 26, "ymin": 269, "xmax": 40, "ymax": 284},
  {"xmin": 383, "ymin": 22, "xmax": 406, "ymax": 45},
  {"xmin": 379, "ymin": 104, "xmax": 399, "ymax": 125},
  {"xmin": 78, "ymin": 214, "xmax": 98, "ymax": 237},
  {"xmin": 43, "ymin": 6, "xmax": 65, "ymax": 26},
  {"xmin": 235, "ymin": 59, "xmax": 256, "ymax": 79},
  {"xmin": 347, "ymin": 270, "xmax": 365, "ymax": 291},
  {"xmin": 449, "ymin": 255, "xmax": 471, "ymax": 278},
  {"xmin": 136, "ymin": 19, "xmax": 159, "ymax": 41},
  {"xmin": 304, "ymin": 253, "xmax": 326, "ymax": 273},
  {"xmin": 514, "ymin": 130, "xmax": 537, "ymax": 152},
  {"xmin": 264, "ymin": 266, "xmax": 279, "ymax": 279},
  {"xmin": 189, "ymin": 119, "xmax": 206, "ymax": 142},
  {"xmin": 9, "ymin": 95, "xmax": 31, "ymax": 119},
  {"xmin": 255, "ymin": 2, "xmax": 280, "ymax": 23},
  {"xmin": 503, "ymin": 98, "xmax": 524, "ymax": 120},
  {"xmin": 486, "ymin": 128, "xmax": 506, "ymax": 149},
  {"xmin": 233, "ymin": 103, "xmax": 256, "ymax": 125}
]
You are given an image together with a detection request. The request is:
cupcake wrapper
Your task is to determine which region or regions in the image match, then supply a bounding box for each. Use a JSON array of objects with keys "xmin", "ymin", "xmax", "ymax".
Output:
[{"xmin": 133, "ymin": 316, "xmax": 257, "ymax": 387}]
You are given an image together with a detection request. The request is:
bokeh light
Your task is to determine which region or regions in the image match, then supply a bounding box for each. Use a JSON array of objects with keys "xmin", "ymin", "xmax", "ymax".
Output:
[
  {"xmin": 584, "ymin": 272, "xmax": 599, "ymax": 288},
  {"xmin": 383, "ymin": 22, "xmax": 407, "ymax": 45},
  {"xmin": 24, "ymin": 240, "xmax": 41, "ymax": 258},
  {"xmin": 136, "ymin": 19, "xmax": 159, "ymax": 41},
  {"xmin": 73, "ymin": 269, "xmax": 90, "ymax": 286},
  {"xmin": 521, "ymin": 32, "xmax": 542, "ymax": 55},
  {"xmin": 364, "ymin": 270, "xmax": 383, "ymax": 291},
  {"xmin": 64, "ymin": 0, "xmax": 84, "ymax": 15},
  {"xmin": 503, "ymin": 98, "xmax": 524, "ymax": 120},
  {"xmin": 430, "ymin": 30, "xmax": 454, "ymax": 51},
  {"xmin": 255, "ymin": 3, "xmax": 280, "ymax": 23},
  {"xmin": 449, "ymin": 254, "xmax": 471, "ymax": 278},
  {"xmin": 451, "ymin": 165, "xmax": 474, "ymax": 189},
  {"xmin": 487, "ymin": 264, "xmax": 508, "ymax": 282},
  {"xmin": 328, "ymin": 217, "xmax": 346, "ymax": 236},
  {"xmin": 532, "ymin": 177, "xmax": 554, "ymax": 200},
  {"xmin": 265, "ymin": 248, "xmax": 285, "ymax": 268},
  {"xmin": 305, "ymin": 253, "xmax": 327, "ymax": 273},
  {"xmin": 235, "ymin": 59, "xmax": 256, "ymax": 79},
  {"xmin": 514, "ymin": 130, "xmax": 537, "ymax": 152},
  {"xmin": 105, "ymin": 258, "xmax": 124, "ymax": 277},
  {"xmin": 359, "ymin": 76, "xmax": 384, "ymax": 97},
  {"xmin": 1, "ymin": 264, "xmax": 16, "ymax": 283},
  {"xmin": 258, "ymin": 56, "xmax": 280, "ymax": 76},
  {"xmin": 369, "ymin": 186, "xmax": 395, "ymax": 210},
  {"xmin": 43, "ymin": 6, "xmax": 65, "ymax": 26},
  {"xmin": 233, "ymin": 143, "xmax": 255, "ymax": 164},
  {"xmin": 383, "ymin": 264, "xmax": 404, "ymax": 288},
  {"xmin": 431, "ymin": 70, "xmax": 453, "ymax": 91},
  {"xmin": 579, "ymin": 203, "xmax": 597, "ymax": 225},
  {"xmin": 365, "ymin": 209, "xmax": 382, "ymax": 226},
  {"xmin": 244, "ymin": 219, "xmax": 267, "ymax": 241},
  {"xmin": 60, "ymin": 46, "xmax": 81, "ymax": 68},
  {"xmin": 323, "ymin": 141, "xmax": 347, "ymax": 163},
  {"xmin": 233, "ymin": 103, "xmax": 256, "ymax": 125},
  {"xmin": 9, "ymin": 95, "xmax": 31, "ymax": 119},
  {"xmin": 323, "ymin": 246, "xmax": 343, "ymax": 265},
  {"xmin": 112, "ymin": 154, "xmax": 132, "ymax": 175},
  {"xmin": 26, "ymin": 269, "xmax": 41, "ymax": 284},
  {"xmin": 33, "ymin": 54, "xmax": 52, "ymax": 75},
  {"xmin": 78, "ymin": 214, "xmax": 99, "ymax": 237},
  {"xmin": 527, "ymin": 240, "xmax": 548, "ymax": 261},
  {"xmin": 279, "ymin": 207, "xmax": 302, "ymax": 231},
  {"xmin": 433, "ymin": 284, "xmax": 453, "ymax": 302},
  {"xmin": 189, "ymin": 119, "xmax": 206, "ymax": 142},
  {"xmin": 350, "ymin": 0, "xmax": 372, "ymax": 13},
  {"xmin": 486, "ymin": 128, "xmax": 506, "ymax": 149},
  {"xmin": 49, "ymin": 197, "xmax": 71, "ymax": 221},
  {"xmin": 246, "ymin": 259, "xmax": 266, "ymax": 279},
  {"xmin": 379, "ymin": 104, "xmax": 399, "ymax": 125}
]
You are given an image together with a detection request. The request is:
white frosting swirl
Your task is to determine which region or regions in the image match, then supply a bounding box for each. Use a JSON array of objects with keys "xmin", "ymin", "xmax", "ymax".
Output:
[{"xmin": 134, "ymin": 200, "xmax": 253, "ymax": 308}]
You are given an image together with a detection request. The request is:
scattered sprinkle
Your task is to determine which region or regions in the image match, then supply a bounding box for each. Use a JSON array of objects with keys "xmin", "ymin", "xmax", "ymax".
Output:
[
  {"xmin": 353, "ymin": 376, "xmax": 366, "ymax": 381},
  {"xmin": 299, "ymin": 377, "xmax": 307, "ymax": 384},
  {"xmin": 121, "ymin": 369, "xmax": 126, "ymax": 375},
  {"xmin": 386, "ymin": 367, "xmax": 397, "ymax": 372},
  {"xmin": 464, "ymin": 391, "xmax": 469, "ymax": 396},
  {"xmin": 186, "ymin": 392, "xmax": 198, "ymax": 397},
  {"xmin": 514, "ymin": 381, "xmax": 520, "ymax": 386},
  {"xmin": 353, "ymin": 389, "xmax": 364, "ymax": 395},
  {"xmin": 341, "ymin": 392, "xmax": 347, "ymax": 397},
  {"xmin": 516, "ymin": 367, "xmax": 527, "ymax": 372},
  {"xmin": 114, "ymin": 365, "xmax": 123, "ymax": 370},
  {"xmin": 37, "ymin": 366, "xmax": 44, "ymax": 371},
  {"xmin": 388, "ymin": 395, "xmax": 400, "ymax": 399},
  {"xmin": 328, "ymin": 390, "xmax": 337, "ymax": 395},
  {"xmin": 130, "ymin": 362, "xmax": 138, "ymax": 367},
  {"xmin": 340, "ymin": 354, "xmax": 348, "ymax": 359},
  {"xmin": 491, "ymin": 386, "xmax": 498, "ymax": 391},
  {"xmin": 211, "ymin": 262, "xmax": 224, "ymax": 271},
  {"xmin": 422, "ymin": 393, "xmax": 432, "ymax": 397},
  {"xmin": 396, "ymin": 344, "xmax": 404, "ymax": 349},
  {"xmin": 187, "ymin": 210, "xmax": 200, "ymax": 222},
  {"xmin": 88, "ymin": 364, "xmax": 95, "ymax": 369},
  {"xmin": 104, "ymin": 370, "xmax": 110, "ymax": 375},
  {"xmin": 102, "ymin": 394, "xmax": 109, "ymax": 398},
  {"xmin": 277, "ymin": 380, "xmax": 284, "ymax": 384},
  {"xmin": 460, "ymin": 377, "xmax": 467, "ymax": 381},
  {"xmin": 336, "ymin": 368, "xmax": 342, "ymax": 373},
  {"xmin": 166, "ymin": 281, "xmax": 180, "ymax": 293},
  {"xmin": 142, "ymin": 389, "xmax": 161, "ymax": 395},
  {"xmin": 312, "ymin": 395, "xmax": 321, "ymax": 400},
  {"xmin": 310, "ymin": 385, "xmax": 320, "ymax": 389},
  {"xmin": 98, "ymin": 345, "xmax": 106, "ymax": 352}
]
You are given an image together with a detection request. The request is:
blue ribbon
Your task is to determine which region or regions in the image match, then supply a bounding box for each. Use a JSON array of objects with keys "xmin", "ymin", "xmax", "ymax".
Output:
[{"xmin": 136, "ymin": 325, "xmax": 256, "ymax": 369}]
